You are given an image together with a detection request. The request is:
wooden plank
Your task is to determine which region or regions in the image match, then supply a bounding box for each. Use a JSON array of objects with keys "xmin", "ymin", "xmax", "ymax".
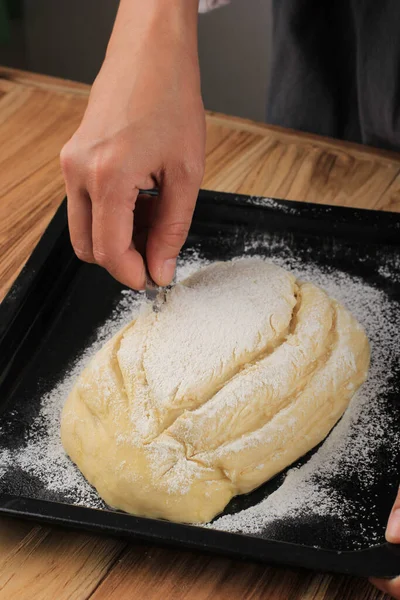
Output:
[
  {"xmin": 207, "ymin": 111, "xmax": 400, "ymax": 166},
  {"xmin": 204, "ymin": 123, "xmax": 400, "ymax": 211},
  {"xmin": 0, "ymin": 78, "xmax": 16, "ymax": 94},
  {"xmin": 0, "ymin": 518, "xmax": 37, "ymax": 559},
  {"xmin": 88, "ymin": 544, "xmax": 388, "ymax": 600},
  {"xmin": 0, "ymin": 525, "xmax": 126, "ymax": 600},
  {"xmin": 0, "ymin": 84, "xmax": 87, "ymax": 300},
  {"xmin": 379, "ymin": 172, "xmax": 400, "ymax": 212},
  {"xmin": 0, "ymin": 87, "xmax": 87, "ymax": 198},
  {"xmin": 0, "ymin": 157, "xmax": 65, "ymax": 301},
  {"xmin": 0, "ymin": 66, "xmax": 90, "ymax": 96},
  {"xmin": 204, "ymin": 121, "xmax": 266, "ymax": 186}
]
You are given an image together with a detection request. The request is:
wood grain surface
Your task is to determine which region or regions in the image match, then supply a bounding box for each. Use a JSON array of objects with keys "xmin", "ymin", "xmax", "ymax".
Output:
[{"xmin": 0, "ymin": 66, "xmax": 399, "ymax": 600}]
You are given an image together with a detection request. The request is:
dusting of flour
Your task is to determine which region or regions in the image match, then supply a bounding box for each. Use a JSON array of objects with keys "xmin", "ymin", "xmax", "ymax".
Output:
[
  {"xmin": 0, "ymin": 251, "xmax": 209, "ymax": 507},
  {"xmin": 0, "ymin": 241, "xmax": 398, "ymax": 546},
  {"xmin": 0, "ymin": 290, "xmax": 143, "ymax": 507},
  {"xmin": 206, "ymin": 237, "xmax": 399, "ymax": 543}
]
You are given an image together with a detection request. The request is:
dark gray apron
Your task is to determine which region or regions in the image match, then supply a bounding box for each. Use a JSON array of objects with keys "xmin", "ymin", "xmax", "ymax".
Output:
[{"xmin": 267, "ymin": 0, "xmax": 400, "ymax": 151}]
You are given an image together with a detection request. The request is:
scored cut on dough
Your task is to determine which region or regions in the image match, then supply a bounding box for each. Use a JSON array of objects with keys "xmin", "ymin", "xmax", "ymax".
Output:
[{"xmin": 61, "ymin": 259, "xmax": 370, "ymax": 523}]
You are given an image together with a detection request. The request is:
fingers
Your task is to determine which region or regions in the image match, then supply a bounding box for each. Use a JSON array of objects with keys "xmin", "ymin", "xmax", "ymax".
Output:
[
  {"xmin": 370, "ymin": 576, "xmax": 400, "ymax": 598},
  {"xmin": 61, "ymin": 142, "xmax": 95, "ymax": 264},
  {"xmin": 91, "ymin": 187, "xmax": 147, "ymax": 290},
  {"xmin": 387, "ymin": 487, "xmax": 400, "ymax": 543},
  {"xmin": 66, "ymin": 188, "xmax": 95, "ymax": 263},
  {"xmin": 146, "ymin": 169, "xmax": 201, "ymax": 286},
  {"xmin": 132, "ymin": 193, "xmax": 158, "ymax": 258},
  {"xmin": 62, "ymin": 136, "xmax": 202, "ymax": 289},
  {"xmin": 62, "ymin": 142, "xmax": 149, "ymax": 289},
  {"xmin": 68, "ymin": 187, "xmax": 147, "ymax": 289}
]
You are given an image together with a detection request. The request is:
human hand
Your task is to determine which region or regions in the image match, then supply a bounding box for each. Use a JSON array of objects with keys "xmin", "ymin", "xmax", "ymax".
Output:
[
  {"xmin": 60, "ymin": 0, "xmax": 205, "ymax": 289},
  {"xmin": 370, "ymin": 487, "xmax": 400, "ymax": 598}
]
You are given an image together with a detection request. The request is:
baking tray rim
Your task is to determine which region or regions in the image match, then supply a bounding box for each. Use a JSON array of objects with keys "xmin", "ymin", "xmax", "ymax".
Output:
[{"xmin": 1, "ymin": 190, "xmax": 400, "ymax": 579}]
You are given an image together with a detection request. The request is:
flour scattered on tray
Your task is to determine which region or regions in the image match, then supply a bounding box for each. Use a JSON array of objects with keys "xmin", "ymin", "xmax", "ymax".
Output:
[
  {"xmin": 205, "ymin": 235, "xmax": 400, "ymax": 543},
  {"xmin": 0, "ymin": 237, "xmax": 398, "ymax": 548},
  {"xmin": 0, "ymin": 253, "xmax": 208, "ymax": 508},
  {"xmin": 0, "ymin": 290, "xmax": 143, "ymax": 507}
]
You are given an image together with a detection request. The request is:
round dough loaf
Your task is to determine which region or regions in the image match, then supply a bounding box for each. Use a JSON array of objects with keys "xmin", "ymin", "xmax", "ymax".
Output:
[{"xmin": 61, "ymin": 259, "xmax": 370, "ymax": 523}]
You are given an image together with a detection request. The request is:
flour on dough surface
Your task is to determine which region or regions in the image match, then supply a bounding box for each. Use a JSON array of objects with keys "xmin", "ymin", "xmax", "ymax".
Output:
[{"xmin": 0, "ymin": 237, "xmax": 398, "ymax": 548}]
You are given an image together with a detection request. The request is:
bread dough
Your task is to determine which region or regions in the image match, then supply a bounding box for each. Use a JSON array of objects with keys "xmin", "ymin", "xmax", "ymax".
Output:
[{"xmin": 61, "ymin": 259, "xmax": 370, "ymax": 523}]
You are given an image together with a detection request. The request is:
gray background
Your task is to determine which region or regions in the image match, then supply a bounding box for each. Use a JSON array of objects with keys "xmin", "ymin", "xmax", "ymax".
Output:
[{"xmin": 0, "ymin": 0, "xmax": 272, "ymax": 121}]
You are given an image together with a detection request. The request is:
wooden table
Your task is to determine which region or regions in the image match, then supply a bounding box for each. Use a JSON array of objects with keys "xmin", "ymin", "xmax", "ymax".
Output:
[{"xmin": 0, "ymin": 67, "xmax": 399, "ymax": 600}]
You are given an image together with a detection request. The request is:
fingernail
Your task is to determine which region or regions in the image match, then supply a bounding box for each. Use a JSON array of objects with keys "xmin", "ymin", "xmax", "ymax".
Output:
[
  {"xmin": 160, "ymin": 258, "xmax": 176, "ymax": 286},
  {"xmin": 386, "ymin": 509, "xmax": 400, "ymax": 542}
]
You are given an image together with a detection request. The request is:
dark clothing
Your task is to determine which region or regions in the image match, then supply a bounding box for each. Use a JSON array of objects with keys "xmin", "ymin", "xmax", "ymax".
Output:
[{"xmin": 267, "ymin": 0, "xmax": 400, "ymax": 151}]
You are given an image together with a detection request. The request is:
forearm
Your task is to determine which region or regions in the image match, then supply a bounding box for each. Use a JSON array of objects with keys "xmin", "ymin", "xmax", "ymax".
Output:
[
  {"xmin": 96, "ymin": 0, "xmax": 201, "ymax": 113},
  {"xmin": 107, "ymin": 0, "xmax": 200, "ymax": 61}
]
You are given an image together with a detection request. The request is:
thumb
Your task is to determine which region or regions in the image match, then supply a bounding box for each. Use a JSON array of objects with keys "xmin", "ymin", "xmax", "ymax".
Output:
[
  {"xmin": 370, "ymin": 576, "xmax": 400, "ymax": 598},
  {"xmin": 386, "ymin": 486, "xmax": 400, "ymax": 543},
  {"xmin": 369, "ymin": 487, "xmax": 400, "ymax": 597},
  {"xmin": 146, "ymin": 173, "xmax": 199, "ymax": 286}
]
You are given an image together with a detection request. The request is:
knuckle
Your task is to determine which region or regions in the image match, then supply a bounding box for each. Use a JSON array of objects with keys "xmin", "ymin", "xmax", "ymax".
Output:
[
  {"xmin": 87, "ymin": 149, "xmax": 114, "ymax": 193},
  {"xmin": 73, "ymin": 245, "xmax": 93, "ymax": 263},
  {"xmin": 93, "ymin": 247, "xmax": 113, "ymax": 268},
  {"xmin": 176, "ymin": 157, "xmax": 205, "ymax": 184},
  {"xmin": 60, "ymin": 142, "xmax": 76, "ymax": 175}
]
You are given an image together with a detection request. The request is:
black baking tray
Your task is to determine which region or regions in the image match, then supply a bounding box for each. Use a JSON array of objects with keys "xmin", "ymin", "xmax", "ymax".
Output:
[{"xmin": 0, "ymin": 190, "xmax": 399, "ymax": 578}]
